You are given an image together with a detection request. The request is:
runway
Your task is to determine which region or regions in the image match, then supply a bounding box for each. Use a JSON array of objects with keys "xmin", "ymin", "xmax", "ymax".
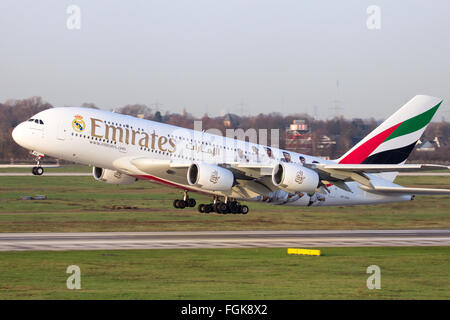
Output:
[
  {"xmin": 0, "ymin": 172, "xmax": 91, "ymax": 176},
  {"xmin": 0, "ymin": 229, "xmax": 449, "ymax": 251},
  {"xmin": 0, "ymin": 172, "xmax": 449, "ymax": 177}
]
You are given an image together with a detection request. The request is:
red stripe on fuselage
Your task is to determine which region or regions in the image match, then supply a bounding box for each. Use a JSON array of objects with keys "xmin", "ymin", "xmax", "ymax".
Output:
[
  {"xmin": 339, "ymin": 122, "xmax": 401, "ymax": 164},
  {"xmin": 133, "ymin": 174, "xmax": 187, "ymax": 189},
  {"xmin": 133, "ymin": 174, "xmax": 211, "ymax": 195}
]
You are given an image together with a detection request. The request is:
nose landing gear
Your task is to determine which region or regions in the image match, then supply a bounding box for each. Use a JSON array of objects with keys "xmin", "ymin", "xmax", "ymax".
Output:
[
  {"xmin": 32, "ymin": 166, "xmax": 44, "ymax": 176},
  {"xmin": 31, "ymin": 151, "xmax": 45, "ymax": 176}
]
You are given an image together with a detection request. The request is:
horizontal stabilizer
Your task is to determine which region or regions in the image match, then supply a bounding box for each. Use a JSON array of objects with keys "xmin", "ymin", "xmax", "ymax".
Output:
[
  {"xmin": 360, "ymin": 185, "xmax": 450, "ymax": 195},
  {"xmin": 315, "ymin": 163, "xmax": 449, "ymax": 173}
]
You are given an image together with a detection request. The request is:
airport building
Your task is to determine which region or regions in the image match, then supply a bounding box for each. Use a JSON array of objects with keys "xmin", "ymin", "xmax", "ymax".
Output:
[{"xmin": 285, "ymin": 119, "xmax": 335, "ymax": 158}]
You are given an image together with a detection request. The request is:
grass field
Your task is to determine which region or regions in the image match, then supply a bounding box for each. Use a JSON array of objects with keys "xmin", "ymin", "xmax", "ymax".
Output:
[
  {"xmin": 0, "ymin": 247, "xmax": 448, "ymax": 299},
  {"xmin": 0, "ymin": 175, "xmax": 449, "ymax": 232},
  {"xmin": 0, "ymin": 171, "xmax": 448, "ymax": 300}
]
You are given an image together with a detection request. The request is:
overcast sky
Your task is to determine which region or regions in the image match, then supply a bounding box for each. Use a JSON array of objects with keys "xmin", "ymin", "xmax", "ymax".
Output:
[{"xmin": 1, "ymin": 0, "xmax": 449, "ymax": 120}]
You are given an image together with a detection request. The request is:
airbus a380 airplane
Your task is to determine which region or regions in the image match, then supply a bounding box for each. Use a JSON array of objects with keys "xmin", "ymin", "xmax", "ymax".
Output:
[{"xmin": 9, "ymin": 95, "xmax": 450, "ymax": 214}]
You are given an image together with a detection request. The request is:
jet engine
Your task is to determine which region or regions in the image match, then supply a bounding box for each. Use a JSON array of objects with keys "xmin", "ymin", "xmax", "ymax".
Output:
[
  {"xmin": 187, "ymin": 163, "xmax": 234, "ymax": 191},
  {"xmin": 272, "ymin": 162, "xmax": 319, "ymax": 193},
  {"xmin": 93, "ymin": 167, "xmax": 136, "ymax": 185}
]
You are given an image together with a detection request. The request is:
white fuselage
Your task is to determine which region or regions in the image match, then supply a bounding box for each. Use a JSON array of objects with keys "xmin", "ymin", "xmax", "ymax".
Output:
[{"xmin": 12, "ymin": 107, "xmax": 412, "ymax": 207}]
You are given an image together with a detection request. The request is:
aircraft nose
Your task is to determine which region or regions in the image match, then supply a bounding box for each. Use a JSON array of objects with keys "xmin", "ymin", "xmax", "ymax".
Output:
[{"xmin": 12, "ymin": 122, "xmax": 27, "ymax": 146}]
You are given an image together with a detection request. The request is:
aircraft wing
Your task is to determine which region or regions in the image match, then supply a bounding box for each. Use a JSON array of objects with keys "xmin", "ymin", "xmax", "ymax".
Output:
[
  {"xmin": 234, "ymin": 162, "xmax": 450, "ymax": 193},
  {"xmin": 113, "ymin": 157, "xmax": 450, "ymax": 196}
]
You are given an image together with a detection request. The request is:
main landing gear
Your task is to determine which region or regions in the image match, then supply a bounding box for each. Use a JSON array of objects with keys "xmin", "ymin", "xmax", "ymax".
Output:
[
  {"xmin": 173, "ymin": 191, "xmax": 196, "ymax": 209},
  {"xmin": 172, "ymin": 193, "xmax": 249, "ymax": 214},
  {"xmin": 198, "ymin": 196, "xmax": 249, "ymax": 215}
]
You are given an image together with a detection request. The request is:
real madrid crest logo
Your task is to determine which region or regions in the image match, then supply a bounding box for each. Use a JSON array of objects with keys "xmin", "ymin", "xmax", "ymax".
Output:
[{"xmin": 72, "ymin": 115, "xmax": 85, "ymax": 132}]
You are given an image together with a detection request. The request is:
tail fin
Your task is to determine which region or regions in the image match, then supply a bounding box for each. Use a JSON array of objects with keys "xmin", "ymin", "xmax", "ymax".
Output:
[{"xmin": 338, "ymin": 95, "xmax": 442, "ymax": 164}]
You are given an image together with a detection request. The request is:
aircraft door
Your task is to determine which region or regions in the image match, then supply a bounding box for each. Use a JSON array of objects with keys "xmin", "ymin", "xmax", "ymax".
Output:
[{"xmin": 57, "ymin": 121, "xmax": 67, "ymax": 140}]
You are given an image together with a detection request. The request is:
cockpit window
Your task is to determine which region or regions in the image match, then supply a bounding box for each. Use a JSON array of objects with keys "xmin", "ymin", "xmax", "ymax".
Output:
[{"xmin": 29, "ymin": 118, "xmax": 44, "ymax": 124}]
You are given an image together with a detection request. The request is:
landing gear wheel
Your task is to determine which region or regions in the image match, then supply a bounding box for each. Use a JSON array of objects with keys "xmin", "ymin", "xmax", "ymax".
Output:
[
  {"xmin": 240, "ymin": 205, "xmax": 249, "ymax": 215},
  {"xmin": 32, "ymin": 167, "xmax": 44, "ymax": 176},
  {"xmin": 204, "ymin": 204, "xmax": 213, "ymax": 213},
  {"xmin": 187, "ymin": 198, "xmax": 196, "ymax": 207},
  {"xmin": 218, "ymin": 202, "xmax": 228, "ymax": 214},
  {"xmin": 229, "ymin": 201, "xmax": 238, "ymax": 213},
  {"xmin": 198, "ymin": 204, "xmax": 206, "ymax": 213},
  {"xmin": 173, "ymin": 199, "xmax": 180, "ymax": 208},
  {"xmin": 177, "ymin": 200, "xmax": 186, "ymax": 209}
]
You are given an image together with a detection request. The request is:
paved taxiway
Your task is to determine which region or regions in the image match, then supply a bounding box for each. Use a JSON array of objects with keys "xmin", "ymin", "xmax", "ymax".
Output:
[{"xmin": 0, "ymin": 230, "xmax": 449, "ymax": 251}]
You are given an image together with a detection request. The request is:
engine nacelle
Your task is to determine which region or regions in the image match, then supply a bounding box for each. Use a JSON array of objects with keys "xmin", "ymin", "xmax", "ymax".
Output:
[
  {"xmin": 272, "ymin": 162, "xmax": 319, "ymax": 193},
  {"xmin": 187, "ymin": 163, "xmax": 234, "ymax": 191},
  {"xmin": 92, "ymin": 167, "xmax": 136, "ymax": 185}
]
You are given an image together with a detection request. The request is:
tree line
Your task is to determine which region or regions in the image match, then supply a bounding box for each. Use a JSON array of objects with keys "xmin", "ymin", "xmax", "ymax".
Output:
[{"xmin": 1, "ymin": 97, "xmax": 448, "ymax": 163}]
